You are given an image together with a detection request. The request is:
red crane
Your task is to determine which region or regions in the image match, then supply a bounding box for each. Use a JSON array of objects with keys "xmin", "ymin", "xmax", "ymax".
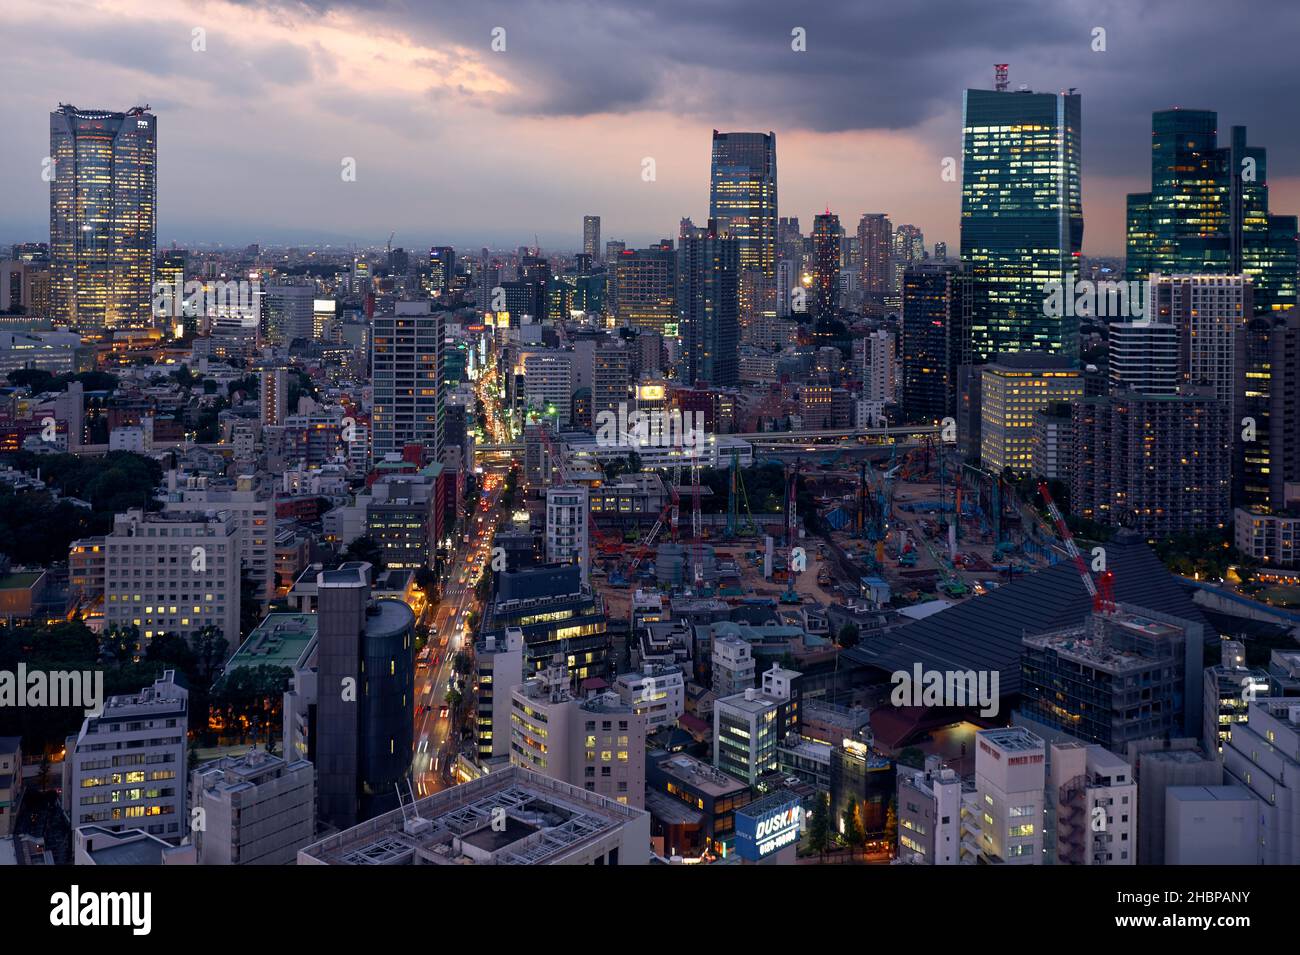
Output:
[
  {"xmin": 534, "ymin": 424, "xmax": 621, "ymax": 556},
  {"xmin": 1038, "ymin": 481, "xmax": 1115, "ymax": 614}
]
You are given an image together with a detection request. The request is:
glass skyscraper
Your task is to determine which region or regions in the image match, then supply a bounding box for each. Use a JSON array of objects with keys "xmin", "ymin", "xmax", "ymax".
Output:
[
  {"xmin": 1126, "ymin": 109, "xmax": 1298, "ymax": 315},
  {"xmin": 960, "ymin": 88, "xmax": 1083, "ymax": 362},
  {"xmin": 49, "ymin": 104, "xmax": 157, "ymax": 331},
  {"xmin": 709, "ymin": 130, "xmax": 777, "ymax": 278},
  {"xmin": 811, "ymin": 211, "xmax": 841, "ymax": 321},
  {"xmin": 677, "ymin": 222, "xmax": 739, "ymax": 388}
]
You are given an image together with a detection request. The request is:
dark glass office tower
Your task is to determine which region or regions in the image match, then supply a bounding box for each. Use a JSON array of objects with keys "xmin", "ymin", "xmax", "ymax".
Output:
[
  {"xmin": 49, "ymin": 104, "xmax": 157, "ymax": 331},
  {"xmin": 709, "ymin": 131, "xmax": 778, "ymax": 278},
  {"xmin": 811, "ymin": 211, "xmax": 841, "ymax": 321},
  {"xmin": 315, "ymin": 563, "xmax": 416, "ymax": 830},
  {"xmin": 960, "ymin": 88, "xmax": 1083, "ymax": 361},
  {"xmin": 677, "ymin": 221, "xmax": 739, "ymax": 388},
  {"xmin": 1126, "ymin": 110, "xmax": 1297, "ymax": 315},
  {"xmin": 1235, "ymin": 313, "xmax": 1300, "ymax": 509},
  {"xmin": 901, "ymin": 261, "xmax": 973, "ymax": 421}
]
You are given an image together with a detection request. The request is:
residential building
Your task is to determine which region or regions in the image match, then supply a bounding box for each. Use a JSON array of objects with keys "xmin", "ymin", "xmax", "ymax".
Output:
[
  {"xmin": 1203, "ymin": 640, "xmax": 1270, "ymax": 758},
  {"xmin": 64, "ymin": 671, "xmax": 187, "ymax": 843},
  {"xmin": 614, "ymin": 663, "xmax": 686, "ymax": 731},
  {"xmin": 677, "ymin": 222, "xmax": 739, "ymax": 388},
  {"xmin": 191, "ymin": 749, "xmax": 315, "ymax": 865},
  {"xmin": 509, "ymin": 660, "xmax": 647, "ymax": 808},
  {"xmin": 371, "ymin": 301, "xmax": 444, "ymax": 462},
  {"xmin": 162, "ymin": 471, "xmax": 275, "ymax": 605},
  {"xmin": 1108, "ymin": 320, "xmax": 1180, "ymax": 396},
  {"xmin": 1048, "ymin": 742, "xmax": 1136, "ymax": 865},
  {"xmin": 103, "ymin": 508, "xmax": 241, "ymax": 646},
  {"xmin": 475, "ymin": 627, "xmax": 525, "ymax": 765},
  {"xmin": 979, "ymin": 353, "xmax": 1083, "ymax": 475},
  {"xmin": 1222, "ymin": 698, "xmax": 1300, "ymax": 864},
  {"xmin": 1071, "ymin": 390, "xmax": 1232, "ymax": 536},
  {"xmin": 896, "ymin": 755, "xmax": 963, "ymax": 865}
]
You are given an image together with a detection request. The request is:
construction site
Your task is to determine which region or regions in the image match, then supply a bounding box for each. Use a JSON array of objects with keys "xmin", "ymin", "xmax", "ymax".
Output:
[{"xmin": 532, "ymin": 426, "xmax": 1080, "ymax": 623}]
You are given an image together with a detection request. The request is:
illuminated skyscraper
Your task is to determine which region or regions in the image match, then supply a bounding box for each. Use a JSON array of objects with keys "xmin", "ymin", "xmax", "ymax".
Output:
[
  {"xmin": 1126, "ymin": 110, "xmax": 1297, "ymax": 315},
  {"xmin": 960, "ymin": 86, "xmax": 1082, "ymax": 361},
  {"xmin": 371, "ymin": 301, "xmax": 444, "ymax": 462},
  {"xmin": 583, "ymin": 216, "xmax": 601, "ymax": 263},
  {"xmin": 709, "ymin": 131, "xmax": 777, "ymax": 278},
  {"xmin": 428, "ymin": 246, "xmax": 455, "ymax": 295},
  {"xmin": 677, "ymin": 221, "xmax": 739, "ymax": 388},
  {"xmin": 857, "ymin": 214, "xmax": 892, "ymax": 317},
  {"xmin": 610, "ymin": 244, "xmax": 676, "ymax": 335},
  {"xmin": 49, "ymin": 104, "xmax": 157, "ymax": 330},
  {"xmin": 811, "ymin": 212, "xmax": 841, "ymax": 321}
]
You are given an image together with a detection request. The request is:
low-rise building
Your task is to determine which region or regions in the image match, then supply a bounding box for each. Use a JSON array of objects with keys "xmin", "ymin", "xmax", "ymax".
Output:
[
  {"xmin": 298, "ymin": 766, "xmax": 649, "ymax": 865},
  {"xmin": 64, "ymin": 671, "xmax": 188, "ymax": 844},
  {"xmin": 191, "ymin": 749, "xmax": 316, "ymax": 865}
]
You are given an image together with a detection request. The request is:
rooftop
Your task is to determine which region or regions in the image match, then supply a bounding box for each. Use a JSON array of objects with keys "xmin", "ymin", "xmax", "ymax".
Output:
[
  {"xmin": 845, "ymin": 533, "xmax": 1211, "ymax": 696},
  {"xmin": 298, "ymin": 766, "xmax": 643, "ymax": 866},
  {"xmin": 223, "ymin": 613, "xmax": 317, "ymax": 674}
]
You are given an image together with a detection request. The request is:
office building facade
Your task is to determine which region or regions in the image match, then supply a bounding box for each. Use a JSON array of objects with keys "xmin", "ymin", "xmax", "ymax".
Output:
[
  {"xmin": 50, "ymin": 104, "xmax": 157, "ymax": 330},
  {"xmin": 961, "ymin": 87, "xmax": 1083, "ymax": 361}
]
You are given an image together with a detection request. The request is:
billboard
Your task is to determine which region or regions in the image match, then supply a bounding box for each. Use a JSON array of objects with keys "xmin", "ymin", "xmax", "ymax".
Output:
[{"xmin": 734, "ymin": 794, "xmax": 802, "ymax": 862}]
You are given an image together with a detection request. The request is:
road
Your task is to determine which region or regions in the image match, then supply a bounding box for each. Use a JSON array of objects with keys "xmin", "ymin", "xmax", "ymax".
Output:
[{"xmin": 412, "ymin": 469, "xmax": 506, "ymax": 796}]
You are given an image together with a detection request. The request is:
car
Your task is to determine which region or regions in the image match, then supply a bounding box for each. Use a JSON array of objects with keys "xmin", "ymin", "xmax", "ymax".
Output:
[{"xmin": 439, "ymin": 705, "xmax": 450, "ymax": 719}]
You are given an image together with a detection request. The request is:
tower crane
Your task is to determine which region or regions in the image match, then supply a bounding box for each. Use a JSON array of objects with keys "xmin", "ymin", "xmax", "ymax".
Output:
[{"xmin": 1038, "ymin": 481, "xmax": 1115, "ymax": 614}]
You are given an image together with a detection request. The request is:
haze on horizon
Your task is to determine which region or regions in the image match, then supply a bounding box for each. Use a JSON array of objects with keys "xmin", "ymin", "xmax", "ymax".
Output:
[{"xmin": 4, "ymin": 0, "xmax": 1300, "ymax": 256}]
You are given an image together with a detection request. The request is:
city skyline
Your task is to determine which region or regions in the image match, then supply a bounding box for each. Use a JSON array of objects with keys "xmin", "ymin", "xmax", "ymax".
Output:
[
  {"xmin": 6, "ymin": 0, "xmax": 1300, "ymax": 253},
  {"xmin": 4, "ymin": 0, "xmax": 1300, "ymax": 893}
]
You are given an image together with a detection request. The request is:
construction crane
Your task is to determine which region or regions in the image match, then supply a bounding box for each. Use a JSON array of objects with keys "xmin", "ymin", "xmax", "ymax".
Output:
[
  {"xmin": 726, "ymin": 449, "xmax": 756, "ymax": 537},
  {"xmin": 533, "ymin": 424, "xmax": 620, "ymax": 557},
  {"xmin": 1038, "ymin": 481, "xmax": 1115, "ymax": 613}
]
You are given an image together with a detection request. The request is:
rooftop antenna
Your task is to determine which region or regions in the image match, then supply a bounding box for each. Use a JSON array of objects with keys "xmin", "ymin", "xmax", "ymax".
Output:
[{"xmin": 994, "ymin": 64, "xmax": 1009, "ymax": 92}]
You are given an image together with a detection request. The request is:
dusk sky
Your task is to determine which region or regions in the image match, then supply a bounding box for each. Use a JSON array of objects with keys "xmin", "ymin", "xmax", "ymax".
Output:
[{"xmin": 5, "ymin": 0, "xmax": 1300, "ymax": 255}]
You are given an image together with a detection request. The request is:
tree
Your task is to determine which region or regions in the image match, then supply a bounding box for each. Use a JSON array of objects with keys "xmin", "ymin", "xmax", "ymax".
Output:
[
  {"xmin": 884, "ymin": 798, "xmax": 898, "ymax": 858},
  {"xmin": 414, "ymin": 566, "xmax": 438, "ymax": 594},
  {"xmin": 239, "ymin": 570, "xmax": 263, "ymax": 639},
  {"xmin": 841, "ymin": 797, "xmax": 865, "ymax": 855},
  {"xmin": 807, "ymin": 792, "xmax": 832, "ymax": 861},
  {"xmin": 190, "ymin": 626, "xmax": 229, "ymax": 683},
  {"xmin": 897, "ymin": 746, "xmax": 925, "ymax": 770},
  {"xmin": 343, "ymin": 534, "xmax": 385, "ymax": 571},
  {"xmin": 7, "ymin": 368, "xmax": 56, "ymax": 392},
  {"xmin": 837, "ymin": 623, "xmax": 860, "ymax": 648},
  {"xmin": 452, "ymin": 650, "xmax": 473, "ymax": 677}
]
